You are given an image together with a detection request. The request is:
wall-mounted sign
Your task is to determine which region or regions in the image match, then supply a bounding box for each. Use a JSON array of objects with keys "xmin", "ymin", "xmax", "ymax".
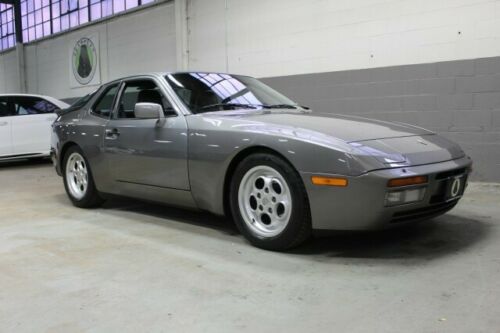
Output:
[{"xmin": 69, "ymin": 34, "xmax": 101, "ymax": 88}]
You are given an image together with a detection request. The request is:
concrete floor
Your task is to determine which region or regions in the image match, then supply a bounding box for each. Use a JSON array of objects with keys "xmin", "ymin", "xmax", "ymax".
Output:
[{"xmin": 0, "ymin": 160, "xmax": 499, "ymax": 333}]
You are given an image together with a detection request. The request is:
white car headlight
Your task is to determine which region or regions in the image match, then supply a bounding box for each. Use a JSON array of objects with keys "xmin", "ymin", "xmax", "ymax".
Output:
[{"xmin": 385, "ymin": 187, "xmax": 426, "ymax": 206}]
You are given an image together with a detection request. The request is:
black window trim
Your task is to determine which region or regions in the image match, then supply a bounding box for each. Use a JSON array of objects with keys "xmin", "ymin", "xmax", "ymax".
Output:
[
  {"xmin": 89, "ymin": 81, "xmax": 122, "ymax": 119},
  {"xmin": 4, "ymin": 96, "xmax": 58, "ymax": 117}
]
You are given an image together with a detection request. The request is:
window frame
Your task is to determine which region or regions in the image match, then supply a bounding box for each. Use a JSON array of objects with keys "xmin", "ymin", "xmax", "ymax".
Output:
[{"xmin": 112, "ymin": 77, "xmax": 178, "ymax": 120}]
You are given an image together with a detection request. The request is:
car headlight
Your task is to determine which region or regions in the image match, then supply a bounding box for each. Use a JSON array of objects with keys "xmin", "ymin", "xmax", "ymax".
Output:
[{"xmin": 385, "ymin": 187, "xmax": 426, "ymax": 206}]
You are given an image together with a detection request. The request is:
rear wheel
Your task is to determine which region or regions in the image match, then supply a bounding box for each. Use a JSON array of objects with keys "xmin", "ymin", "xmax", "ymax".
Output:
[
  {"xmin": 63, "ymin": 146, "xmax": 104, "ymax": 208},
  {"xmin": 230, "ymin": 153, "xmax": 311, "ymax": 251}
]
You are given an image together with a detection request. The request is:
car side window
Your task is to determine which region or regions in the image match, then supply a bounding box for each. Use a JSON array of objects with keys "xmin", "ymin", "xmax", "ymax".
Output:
[
  {"xmin": 0, "ymin": 98, "xmax": 10, "ymax": 117},
  {"xmin": 116, "ymin": 80, "xmax": 175, "ymax": 119},
  {"xmin": 11, "ymin": 97, "xmax": 58, "ymax": 115},
  {"xmin": 91, "ymin": 84, "xmax": 120, "ymax": 118}
]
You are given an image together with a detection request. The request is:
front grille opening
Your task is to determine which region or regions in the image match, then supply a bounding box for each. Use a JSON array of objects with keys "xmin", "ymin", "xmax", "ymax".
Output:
[
  {"xmin": 435, "ymin": 168, "xmax": 466, "ymax": 180},
  {"xmin": 391, "ymin": 201, "xmax": 458, "ymax": 223},
  {"xmin": 430, "ymin": 181, "xmax": 447, "ymax": 204}
]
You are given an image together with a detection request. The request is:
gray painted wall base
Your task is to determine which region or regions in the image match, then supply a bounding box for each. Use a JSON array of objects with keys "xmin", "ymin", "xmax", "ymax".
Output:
[{"xmin": 262, "ymin": 57, "xmax": 500, "ymax": 182}]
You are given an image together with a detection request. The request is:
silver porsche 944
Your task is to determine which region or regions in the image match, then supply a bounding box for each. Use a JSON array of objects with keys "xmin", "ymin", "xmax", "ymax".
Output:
[{"xmin": 51, "ymin": 72, "xmax": 472, "ymax": 250}]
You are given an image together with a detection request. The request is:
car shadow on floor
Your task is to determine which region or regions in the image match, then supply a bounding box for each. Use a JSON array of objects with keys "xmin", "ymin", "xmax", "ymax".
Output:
[
  {"xmin": 0, "ymin": 158, "xmax": 52, "ymax": 169},
  {"xmin": 94, "ymin": 197, "xmax": 490, "ymax": 261},
  {"xmin": 290, "ymin": 214, "xmax": 491, "ymax": 260},
  {"xmin": 99, "ymin": 197, "xmax": 240, "ymax": 236}
]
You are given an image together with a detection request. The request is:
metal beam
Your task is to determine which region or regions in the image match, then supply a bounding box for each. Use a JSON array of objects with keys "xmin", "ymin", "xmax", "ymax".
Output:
[
  {"xmin": 0, "ymin": 0, "xmax": 22, "ymax": 43},
  {"xmin": 12, "ymin": 0, "xmax": 23, "ymax": 43}
]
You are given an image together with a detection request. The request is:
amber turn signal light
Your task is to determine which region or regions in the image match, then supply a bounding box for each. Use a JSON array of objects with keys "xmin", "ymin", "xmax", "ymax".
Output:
[
  {"xmin": 311, "ymin": 176, "xmax": 348, "ymax": 187},
  {"xmin": 387, "ymin": 175, "xmax": 428, "ymax": 187}
]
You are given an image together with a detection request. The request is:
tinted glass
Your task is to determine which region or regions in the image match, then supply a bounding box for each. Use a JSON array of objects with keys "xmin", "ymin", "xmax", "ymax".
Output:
[
  {"xmin": 64, "ymin": 89, "xmax": 98, "ymax": 113},
  {"xmin": 11, "ymin": 96, "xmax": 58, "ymax": 115},
  {"xmin": 165, "ymin": 73, "xmax": 297, "ymax": 114},
  {"xmin": 117, "ymin": 80, "xmax": 174, "ymax": 119},
  {"xmin": 92, "ymin": 84, "xmax": 119, "ymax": 118},
  {"xmin": 0, "ymin": 97, "xmax": 9, "ymax": 117}
]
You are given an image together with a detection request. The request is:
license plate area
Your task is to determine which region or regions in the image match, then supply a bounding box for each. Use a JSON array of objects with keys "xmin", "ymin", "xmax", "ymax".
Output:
[{"xmin": 444, "ymin": 175, "xmax": 466, "ymax": 201}]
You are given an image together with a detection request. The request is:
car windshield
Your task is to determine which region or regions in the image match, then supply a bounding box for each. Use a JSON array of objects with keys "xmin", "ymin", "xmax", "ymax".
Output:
[{"xmin": 164, "ymin": 73, "xmax": 299, "ymax": 113}]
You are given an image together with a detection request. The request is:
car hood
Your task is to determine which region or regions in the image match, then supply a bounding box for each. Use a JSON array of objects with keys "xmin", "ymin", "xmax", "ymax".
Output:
[
  {"xmin": 199, "ymin": 110, "xmax": 465, "ymax": 170},
  {"xmin": 221, "ymin": 110, "xmax": 432, "ymax": 142}
]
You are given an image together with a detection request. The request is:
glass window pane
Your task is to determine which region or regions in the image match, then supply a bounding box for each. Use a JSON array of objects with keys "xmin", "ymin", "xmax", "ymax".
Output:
[
  {"xmin": 125, "ymin": 0, "xmax": 138, "ymax": 9},
  {"xmin": 52, "ymin": 18, "xmax": 60, "ymax": 33},
  {"xmin": 43, "ymin": 21, "xmax": 51, "ymax": 36},
  {"xmin": 42, "ymin": 7, "xmax": 51, "ymax": 21},
  {"xmin": 69, "ymin": 0, "xmax": 78, "ymax": 11},
  {"xmin": 27, "ymin": 0, "xmax": 34, "ymax": 12},
  {"xmin": 70, "ymin": 11, "xmax": 78, "ymax": 27},
  {"xmin": 113, "ymin": 0, "xmax": 125, "ymax": 13},
  {"xmin": 61, "ymin": 0, "xmax": 68, "ymax": 14},
  {"xmin": 92, "ymin": 84, "xmax": 120, "ymax": 118},
  {"xmin": 28, "ymin": 12, "xmax": 34, "ymax": 26},
  {"xmin": 79, "ymin": 8, "xmax": 89, "ymax": 24},
  {"xmin": 61, "ymin": 14, "xmax": 69, "ymax": 30},
  {"xmin": 28, "ymin": 27, "xmax": 35, "ymax": 41},
  {"xmin": 52, "ymin": 3, "xmax": 60, "ymax": 17},
  {"xmin": 12, "ymin": 97, "xmax": 58, "ymax": 115},
  {"xmin": 35, "ymin": 9, "xmax": 42, "ymax": 24},
  {"xmin": 35, "ymin": 24, "xmax": 43, "ymax": 38},
  {"xmin": 101, "ymin": 0, "xmax": 112, "ymax": 18}
]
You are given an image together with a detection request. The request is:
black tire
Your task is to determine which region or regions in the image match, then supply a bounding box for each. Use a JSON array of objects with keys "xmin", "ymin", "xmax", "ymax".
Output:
[
  {"xmin": 62, "ymin": 145, "xmax": 104, "ymax": 208},
  {"xmin": 229, "ymin": 153, "xmax": 312, "ymax": 251}
]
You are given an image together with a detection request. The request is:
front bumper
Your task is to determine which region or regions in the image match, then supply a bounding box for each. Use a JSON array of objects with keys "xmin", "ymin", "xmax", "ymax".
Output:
[{"xmin": 302, "ymin": 156, "xmax": 472, "ymax": 230}]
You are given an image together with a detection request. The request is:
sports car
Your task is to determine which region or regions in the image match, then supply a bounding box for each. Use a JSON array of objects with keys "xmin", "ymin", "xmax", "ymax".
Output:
[{"xmin": 51, "ymin": 72, "xmax": 472, "ymax": 250}]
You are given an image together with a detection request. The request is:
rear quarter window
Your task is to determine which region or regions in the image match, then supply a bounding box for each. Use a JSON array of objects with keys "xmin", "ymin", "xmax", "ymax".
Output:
[{"xmin": 91, "ymin": 84, "xmax": 120, "ymax": 118}]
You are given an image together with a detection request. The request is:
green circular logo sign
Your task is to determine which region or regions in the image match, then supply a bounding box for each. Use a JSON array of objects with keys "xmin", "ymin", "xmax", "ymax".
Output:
[{"xmin": 72, "ymin": 37, "xmax": 97, "ymax": 85}]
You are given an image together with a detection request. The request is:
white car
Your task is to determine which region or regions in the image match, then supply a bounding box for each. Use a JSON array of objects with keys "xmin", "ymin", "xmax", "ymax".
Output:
[{"xmin": 0, "ymin": 94, "xmax": 69, "ymax": 160}]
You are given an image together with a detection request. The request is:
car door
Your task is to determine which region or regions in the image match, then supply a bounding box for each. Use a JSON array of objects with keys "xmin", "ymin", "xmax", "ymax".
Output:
[
  {"xmin": 103, "ymin": 77, "xmax": 190, "ymax": 191},
  {"xmin": 10, "ymin": 96, "xmax": 59, "ymax": 155},
  {"xmin": 0, "ymin": 97, "xmax": 13, "ymax": 157}
]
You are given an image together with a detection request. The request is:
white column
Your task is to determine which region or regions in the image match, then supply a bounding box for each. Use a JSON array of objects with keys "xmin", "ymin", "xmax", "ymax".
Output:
[
  {"xmin": 175, "ymin": 0, "xmax": 189, "ymax": 71},
  {"xmin": 15, "ymin": 43, "xmax": 26, "ymax": 93}
]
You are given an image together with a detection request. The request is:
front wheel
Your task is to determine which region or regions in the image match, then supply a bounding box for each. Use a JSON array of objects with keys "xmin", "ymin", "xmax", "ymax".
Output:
[
  {"xmin": 63, "ymin": 146, "xmax": 104, "ymax": 208},
  {"xmin": 230, "ymin": 153, "xmax": 311, "ymax": 251}
]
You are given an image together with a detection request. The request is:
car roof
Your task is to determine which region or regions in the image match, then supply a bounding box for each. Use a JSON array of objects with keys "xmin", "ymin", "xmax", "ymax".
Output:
[
  {"xmin": 0, "ymin": 93, "xmax": 70, "ymax": 108},
  {"xmin": 0, "ymin": 93, "xmax": 57, "ymax": 99},
  {"xmin": 106, "ymin": 71, "xmax": 252, "ymax": 84}
]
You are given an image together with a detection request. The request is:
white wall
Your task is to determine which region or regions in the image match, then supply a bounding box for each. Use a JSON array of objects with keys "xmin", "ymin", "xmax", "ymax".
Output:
[
  {"xmin": 187, "ymin": 0, "xmax": 500, "ymax": 77},
  {"xmin": 0, "ymin": 49, "xmax": 20, "ymax": 93},
  {"xmin": 1, "ymin": 0, "xmax": 500, "ymax": 97},
  {"xmin": 1, "ymin": 1, "xmax": 176, "ymax": 100}
]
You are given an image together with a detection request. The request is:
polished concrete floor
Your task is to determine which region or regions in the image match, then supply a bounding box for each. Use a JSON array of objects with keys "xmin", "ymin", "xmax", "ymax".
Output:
[{"xmin": 0, "ymin": 160, "xmax": 499, "ymax": 333}]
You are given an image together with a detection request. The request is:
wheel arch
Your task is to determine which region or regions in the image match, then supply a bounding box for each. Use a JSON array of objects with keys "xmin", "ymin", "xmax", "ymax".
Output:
[
  {"xmin": 59, "ymin": 141, "xmax": 79, "ymax": 166},
  {"xmin": 222, "ymin": 146, "xmax": 300, "ymax": 217}
]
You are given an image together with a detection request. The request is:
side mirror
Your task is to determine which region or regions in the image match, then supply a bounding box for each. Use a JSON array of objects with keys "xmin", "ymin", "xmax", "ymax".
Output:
[{"xmin": 134, "ymin": 102, "xmax": 165, "ymax": 126}]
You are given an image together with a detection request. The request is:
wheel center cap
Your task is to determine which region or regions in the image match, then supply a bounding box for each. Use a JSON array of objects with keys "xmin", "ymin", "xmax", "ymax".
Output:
[{"xmin": 262, "ymin": 197, "xmax": 269, "ymax": 205}]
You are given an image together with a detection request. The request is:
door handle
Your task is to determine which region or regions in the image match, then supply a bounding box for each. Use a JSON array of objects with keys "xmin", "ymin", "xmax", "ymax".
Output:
[
  {"xmin": 0, "ymin": 121, "xmax": 8, "ymax": 126},
  {"xmin": 105, "ymin": 128, "xmax": 120, "ymax": 139}
]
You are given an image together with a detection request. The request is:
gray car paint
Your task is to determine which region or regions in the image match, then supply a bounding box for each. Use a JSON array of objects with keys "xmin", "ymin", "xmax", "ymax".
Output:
[{"xmin": 51, "ymin": 72, "xmax": 472, "ymax": 230}]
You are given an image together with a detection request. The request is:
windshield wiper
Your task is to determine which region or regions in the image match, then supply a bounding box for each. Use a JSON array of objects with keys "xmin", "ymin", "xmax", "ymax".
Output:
[
  {"xmin": 198, "ymin": 103, "xmax": 259, "ymax": 112},
  {"xmin": 261, "ymin": 104, "xmax": 298, "ymax": 109}
]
